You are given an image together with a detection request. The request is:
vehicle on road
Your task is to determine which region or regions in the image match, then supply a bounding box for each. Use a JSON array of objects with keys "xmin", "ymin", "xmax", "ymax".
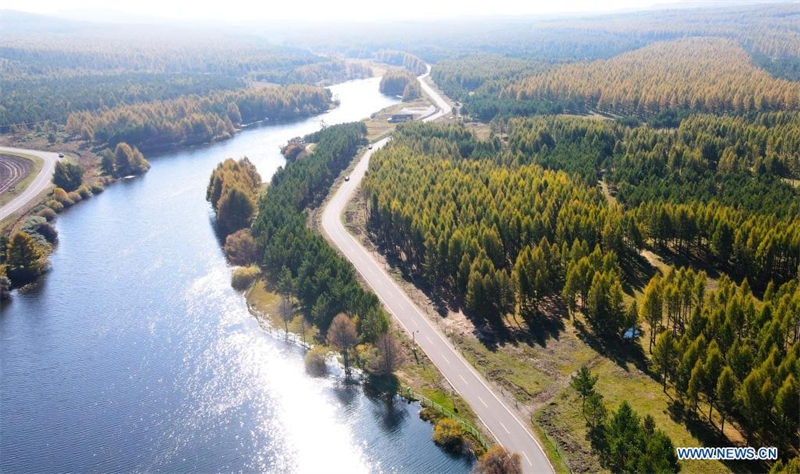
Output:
[
  {"xmin": 344, "ymin": 176, "xmax": 350, "ymax": 181},
  {"xmin": 58, "ymin": 153, "xmax": 64, "ymax": 158},
  {"xmin": 368, "ymin": 145, "xmax": 373, "ymax": 150}
]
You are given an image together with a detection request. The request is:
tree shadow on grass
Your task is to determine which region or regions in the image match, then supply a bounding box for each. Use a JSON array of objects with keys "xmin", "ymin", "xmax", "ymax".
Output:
[
  {"xmin": 650, "ymin": 245, "xmax": 722, "ymax": 281},
  {"xmin": 369, "ymin": 232, "xmax": 566, "ymax": 352},
  {"xmin": 573, "ymin": 318, "xmax": 648, "ymax": 373},
  {"xmin": 667, "ymin": 399, "xmax": 768, "ymax": 473},
  {"xmin": 619, "ymin": 250, "xmax": 659, "ymax": 294}
]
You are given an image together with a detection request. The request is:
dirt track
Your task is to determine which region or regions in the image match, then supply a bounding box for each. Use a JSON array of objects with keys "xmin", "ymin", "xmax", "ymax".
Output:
[{"xmin": 0, "ymin": 154, "xmax": 34, "ymax": 195}]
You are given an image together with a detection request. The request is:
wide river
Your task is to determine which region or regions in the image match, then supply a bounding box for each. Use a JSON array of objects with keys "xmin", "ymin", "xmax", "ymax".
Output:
[{"xmin": 0, "ymin": 77, "xmax": 472, "ymax": 473}]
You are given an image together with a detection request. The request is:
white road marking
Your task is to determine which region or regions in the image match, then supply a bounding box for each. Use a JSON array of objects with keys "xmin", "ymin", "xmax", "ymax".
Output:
[
  {"xmin": 523, "ymin": 452, "xmax": 533, "ymax": 466},
  {"xmin": 478, "ymin": 396, "xmax": 488, "ymax": 407},
  {"xmin": 459, "ymin": 374, "xmax": 468, "ymax": 383},
  {"xmin": 499, "ymin": 421, "xmax": 510, "ymax": 434}
]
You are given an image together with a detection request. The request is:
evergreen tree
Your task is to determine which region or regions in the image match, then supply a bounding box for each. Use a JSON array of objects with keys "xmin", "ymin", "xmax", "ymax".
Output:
[
  {"xmin": 641, "ymin": 276, "xmax": 664, "ymax": 352},
  {"xmin": 571, "ymin": 365, "xmax": 599, "ymax": 410},
  {"xmin": 652, "ymin": 331, "xmax": 678, "ymax": 391},
  {"xmin": 52, "ymin": 161, "xmax": 83, "ymax": 191},
  {"xmin": 715, "ymin": 367, "xmax": 736, "ymax": 433},
  {"xmin": 5, "ymin": 232, "xmax": 44, "ymax": 286}
]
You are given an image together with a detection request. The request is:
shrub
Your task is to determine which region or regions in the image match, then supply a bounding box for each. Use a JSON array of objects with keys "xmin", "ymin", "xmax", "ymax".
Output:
[
  {"xmin": 223, "ymin": 229, "xmax": 257, "ymax": 265},
  {"xmin": 304, "ymin": 346, "xmax": 328, "ymax": 377},
  {"xmin": 52, "ymin": 187, "xmax": 74, "ymax": 207},
  {"xmin": 0, "ymin": 269, "xmax": 10, "ymax": 301},
  {"xmin": 67, "ymin": 191, "xmax": 82, "ymax": 203},
  {"xmin": 419, "ymin": 407, "xmax": 441, "ymax": 423},
  {"xmin": 36, "ymin": 207, "xmax": 57, "ymax": 222},
  {"xmin": 475, "ymin": 446, "xmax": 521, "ymax": 474},
  {"xmin": 90, "ymin": 182, "xmax": 105, "ymax": 194},
  {"xmin": 46, "ymin": 200, "xmax": 64, "ymax": 213},
  {"xmin": 432, "ymin": 418, "xmax": 464, "ymax": 453},
  {"xmin": 281, "ymin": 142, "xmax": 305, "ymax": 161},
  {"xmin": 77, "ymin": 185, "xmax": 92, "ymax": 199},
  {"xmin": 21, "ymin": 216, "xmax": 57, "ymax": 244},
  {"xmin": 231, "ymin": 265, "xmax": 259, "ymax": 290}
]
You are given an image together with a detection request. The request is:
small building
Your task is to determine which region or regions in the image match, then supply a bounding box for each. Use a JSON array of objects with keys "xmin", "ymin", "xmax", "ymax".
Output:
[{"xmin": 388, "ymin": 113, "xmax": 414, "ymax": 123}]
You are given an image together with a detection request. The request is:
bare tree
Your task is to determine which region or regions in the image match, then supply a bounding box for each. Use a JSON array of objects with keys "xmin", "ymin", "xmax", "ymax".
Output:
[
  {"xmin": 326, "ymin": 313, "xmax": 358, "ymax": 375},
  {"xmin": 474, "ymin": 446, "xmax": 522, "ymax": 474},
  {"xmin": 279, "ymin": 295, "xmax": 293, "ymax": 338},
  {"xmin": 371, "ymin": 332, "xmax": 404, "ymax": 375}
]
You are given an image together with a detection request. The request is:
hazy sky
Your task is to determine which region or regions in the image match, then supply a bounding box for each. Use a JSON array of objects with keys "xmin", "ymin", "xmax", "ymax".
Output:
[{"xmin": 5, "ymin": 0, "xmax": 691, "ymax": 22}]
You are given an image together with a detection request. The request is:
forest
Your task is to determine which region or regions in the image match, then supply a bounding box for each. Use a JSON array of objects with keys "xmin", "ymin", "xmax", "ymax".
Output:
[
  {"xmin": 251, "ymin": 122, "xmax": 389, "ymax": 340},
  {"xmin": 65, "ymin": 85, "xmax": 332, "ymax": 151},
  {"xmin": 505, "ymin": 38, "xmax": 800, "ymax": 118},
  {"xmin": 379, "ymin": 69, "xmax": 420, "ymax": 100},
  {"xmin": 362, "ymin": 115, "xmax": 799, "ymax": 468},
  {"xmin": 0, "ymin": 73, "xmax": 243, "ymax": 132},
  {"xmin": 207, "ymin": 157, "xmax": 262, "ymax": 236}
]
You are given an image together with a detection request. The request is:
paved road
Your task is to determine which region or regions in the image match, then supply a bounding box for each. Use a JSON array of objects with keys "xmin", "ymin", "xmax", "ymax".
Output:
[
  {"xmin": 0, "ymin": 146, "xmax": 60, "ymax": 221},
  {"xmin": 321, "ymin": 71, "xmax": 553, "ymax": 474}
]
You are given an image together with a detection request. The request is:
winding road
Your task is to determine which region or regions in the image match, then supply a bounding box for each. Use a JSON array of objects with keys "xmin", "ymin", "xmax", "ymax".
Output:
[
  {"xmin": 321, "ymin": 69, "xmax": 554, "ymax": 474},
  {"xmin": 0, "ymin": 146, "xmax": 60, "ymax": 221}
]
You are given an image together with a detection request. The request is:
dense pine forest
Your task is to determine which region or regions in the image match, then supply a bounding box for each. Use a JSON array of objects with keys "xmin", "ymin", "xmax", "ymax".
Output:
[
  {"xmin": 65, "ymin": 85, "xmax": 332, "ymax": 151},
  {"xmin": 251, "ymin": 123, "xmax": 389, "ymax": 339},
  {"xmin": 504, "ymin": 38, "xmax": 800, "ymax": 117},
  {"xmin": 360, "ymin": 9, "xmax": 800, "ymax": 465}
]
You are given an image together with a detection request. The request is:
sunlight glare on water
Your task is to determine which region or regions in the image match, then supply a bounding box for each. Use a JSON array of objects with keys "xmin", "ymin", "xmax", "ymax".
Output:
[{"xmin": 182, "ymin": 266, "xmax": 370, "ymax": 473}]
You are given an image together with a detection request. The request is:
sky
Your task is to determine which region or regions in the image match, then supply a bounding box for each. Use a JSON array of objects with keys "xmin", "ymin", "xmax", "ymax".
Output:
[{"xmin": 4, "ymin": 0, "xmax": 695, "ymax": 22}]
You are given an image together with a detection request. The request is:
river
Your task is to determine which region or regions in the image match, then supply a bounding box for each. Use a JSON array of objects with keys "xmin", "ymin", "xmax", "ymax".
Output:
[{"xmin": 0, "ymin": 77, "xmax": 472, "ymax": 473}]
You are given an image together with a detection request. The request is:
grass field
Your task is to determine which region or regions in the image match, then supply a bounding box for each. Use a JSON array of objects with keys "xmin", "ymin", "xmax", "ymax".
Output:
[
  {"xmin": 246, "ymin": 277, "xmax": 319, "ymax": 343},
  {"xmin": 447, "ymin": 310, "xmax": 733, "ymax": 473},
  {"xmin": 364, "ymin": 97, "xmax": 433, "ymax": 141}
]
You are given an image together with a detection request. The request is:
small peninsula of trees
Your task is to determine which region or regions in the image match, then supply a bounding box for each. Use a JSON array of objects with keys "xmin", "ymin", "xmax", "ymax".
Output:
[
  {"xmin": 379, "ymin": 69, "xmax": 420, "ymax": 101},
  {"xmin": 3, "ymin": 231, "xmax": 47, "ymax": 287},
  {"xmin": 206, "ymin": 157, "xmax": 262, "ymax": 237},
  {"xmin": 102, "ymin": 143, "xmax": 150, "ymax": 178}
]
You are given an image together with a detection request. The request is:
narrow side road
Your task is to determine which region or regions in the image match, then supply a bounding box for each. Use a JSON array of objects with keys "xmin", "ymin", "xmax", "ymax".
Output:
[
  {"xmin": 321, "ymin": 70, "xmax": 553, "ymax": 474},
  {"xmin": 0, "ymin": 146, "xmax": 60, "ymax": 222}
]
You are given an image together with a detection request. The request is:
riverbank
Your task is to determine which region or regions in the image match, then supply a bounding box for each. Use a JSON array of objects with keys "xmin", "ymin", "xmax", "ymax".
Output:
[
  {"xmin": 243, "ymin": 272, "xmax": 487, "ymax": 459},
  {"xmin": 213, "ymin": 119, "xmax": 485, "ymax": 460}
]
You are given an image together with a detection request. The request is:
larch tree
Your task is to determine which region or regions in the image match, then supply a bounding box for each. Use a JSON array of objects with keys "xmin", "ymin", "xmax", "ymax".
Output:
[{"xmin": 327, "ymin": 313, "xmax": 358, "ymax": 375}]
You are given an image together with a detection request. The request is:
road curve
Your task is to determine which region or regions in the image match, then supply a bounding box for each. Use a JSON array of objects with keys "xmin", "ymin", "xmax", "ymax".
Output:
[
  {"xmin": 0, "ymin": 146, "xmax": 60, "ymax": 222},
  {"xmin": 321, "ymin": 71, "xmax": 553, "ymax": 474}
]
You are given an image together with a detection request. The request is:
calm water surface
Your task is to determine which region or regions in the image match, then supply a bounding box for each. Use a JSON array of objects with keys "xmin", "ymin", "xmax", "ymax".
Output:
[{"xmin": 0, "ymin": 77, "xmax": 472, "ymax": 473}]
